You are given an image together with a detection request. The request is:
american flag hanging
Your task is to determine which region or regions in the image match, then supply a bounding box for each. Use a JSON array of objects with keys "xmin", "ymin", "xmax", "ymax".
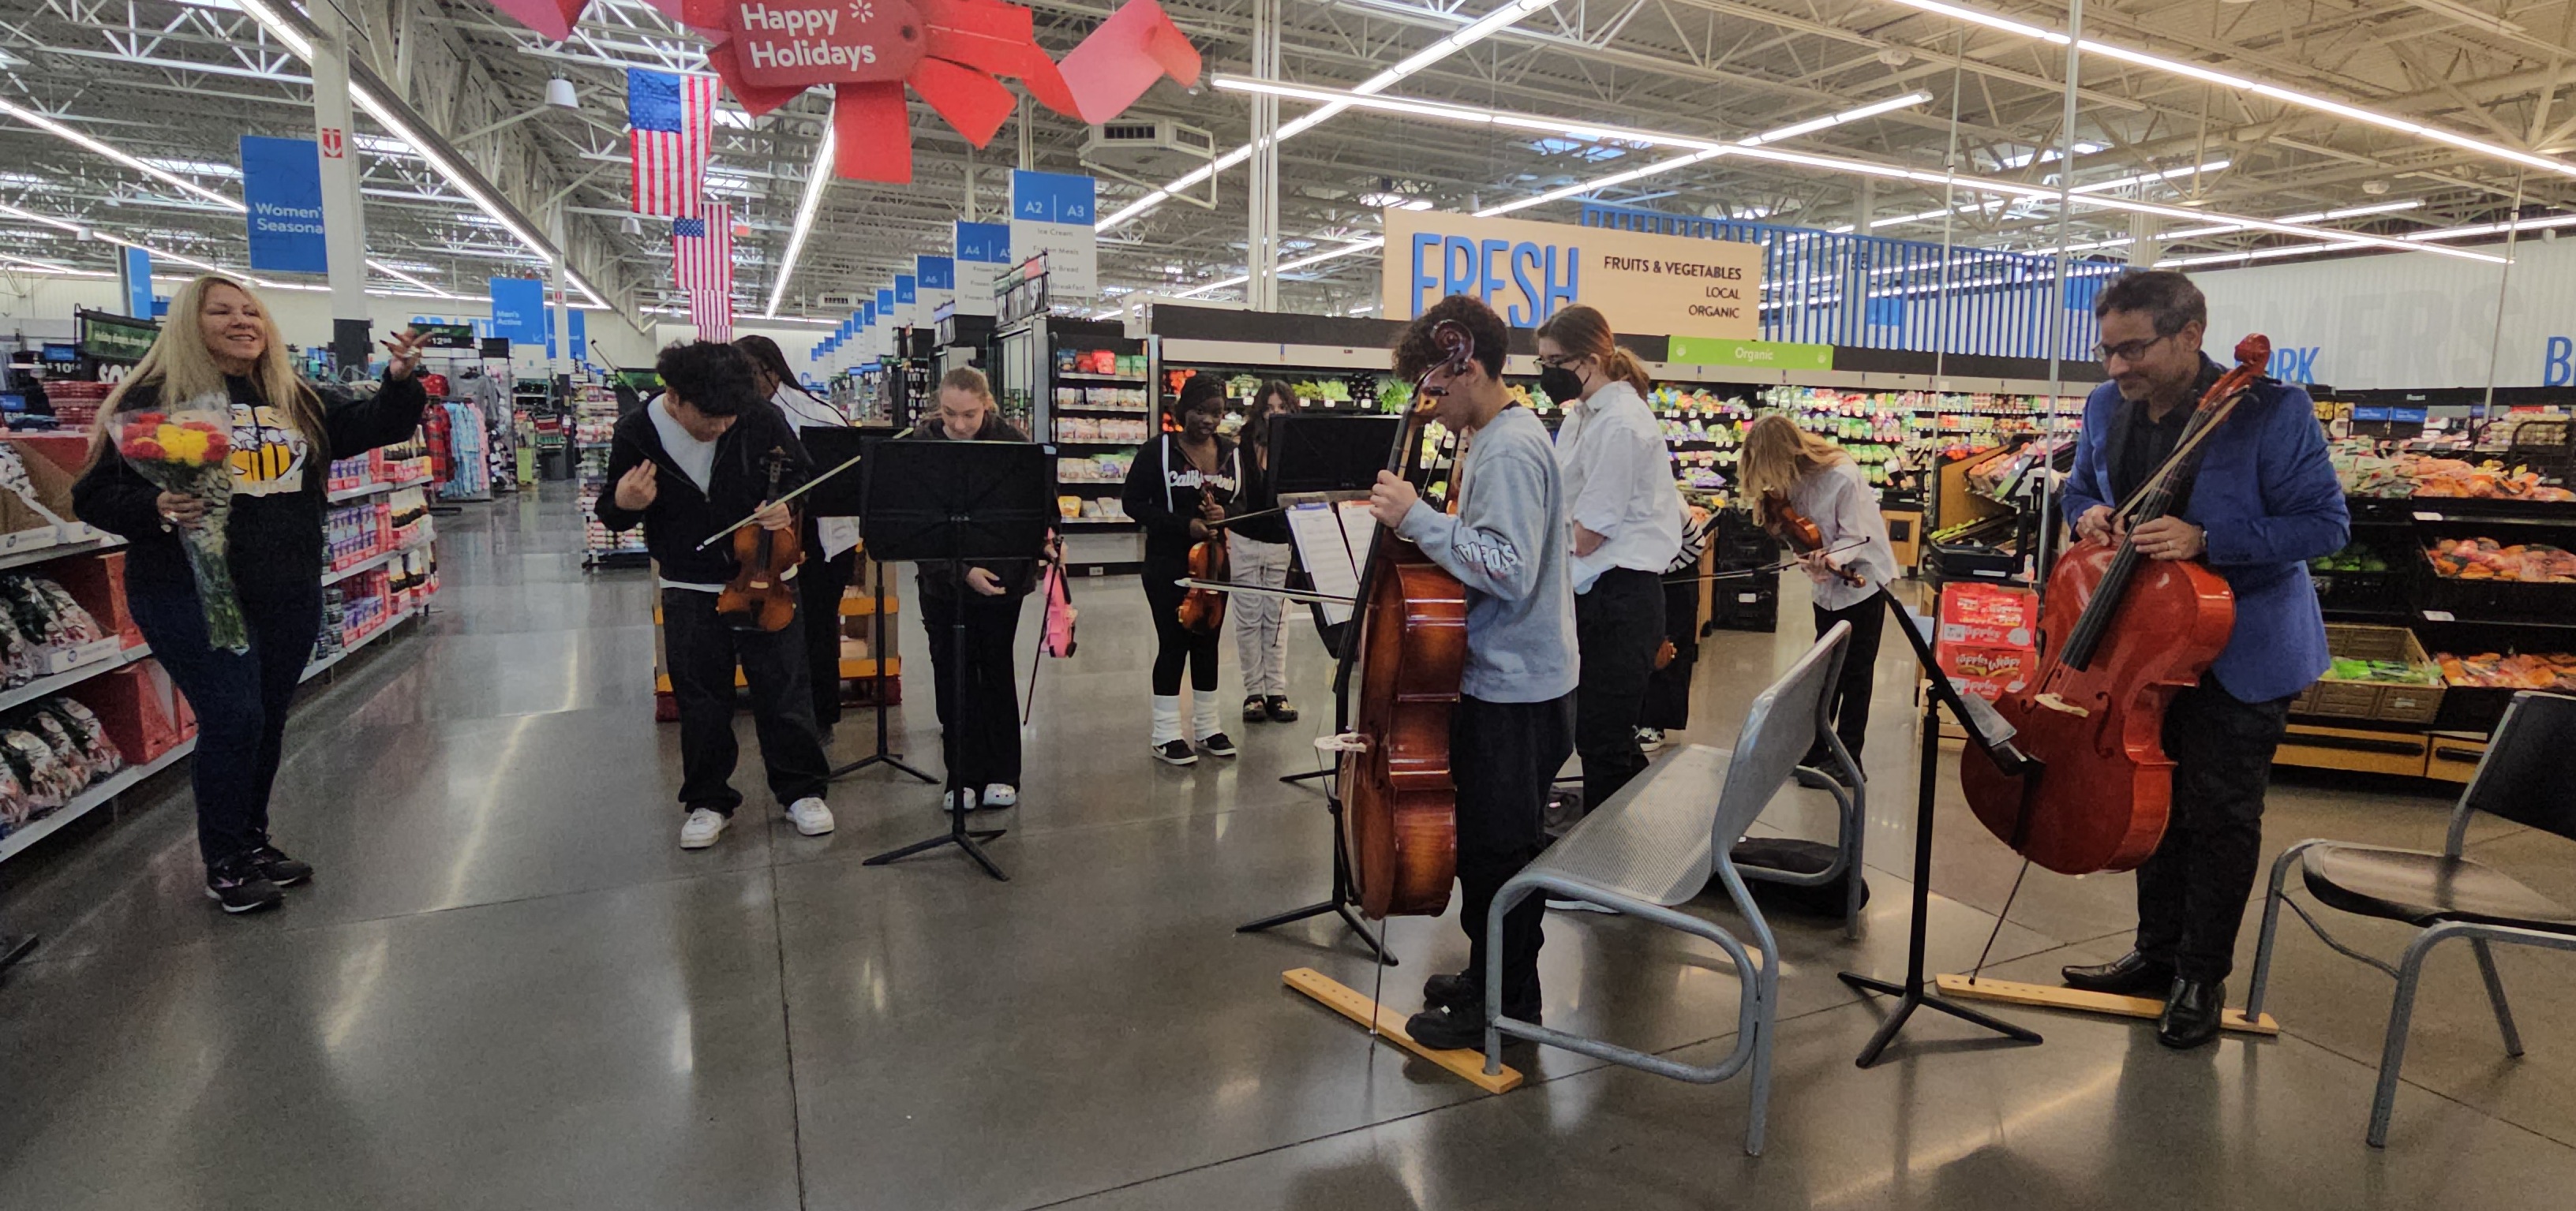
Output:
[
  {"xmin": 627, "ymin": 68, "xmax": 713, "ymax": 217},
  {"xmin": 687, "ymin": 288, "xmax": 734, "ymax": 342},
  {"xmin": 672, "ymin": 204, "xmax": 733, "ymax": 293}
]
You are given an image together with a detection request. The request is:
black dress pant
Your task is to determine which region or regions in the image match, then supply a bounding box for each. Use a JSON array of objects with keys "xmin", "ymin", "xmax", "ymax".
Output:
[
  {"xmin": 1807, "ymin": 593, "xmax": 1887, "ymax": 764},
  {"xmin": 125, "ymin": 575, "xmax": 322, "ymax": 869},
  {"xmin": 2135, "ymin": 674, "xmax": 2293, "ymax": 983},
  {"xmin": 1142, "ymin": 559, "xmax": 1219, "ymax": 695},
  {"xmin": 796, "ymin": 547, "xmax": 855, "ymax": 728},
  {"xmin": 918, "ymin": 587, "xmax": 1026, "ymax": 789},
  {"xmin": 1573, "ymin": 568, "xmax": 1664, "ymax": 809},
  {"xmin": 1638, "ymin": 577, "xmax": 1701, "ymax": 731},
  {"xmin": 661, "ymin": 588, "xmax": 832, "ymax": 816},
  {"xmin": 1453, "ymin": 692, "xmax": 1575, "ymax": 1015}
]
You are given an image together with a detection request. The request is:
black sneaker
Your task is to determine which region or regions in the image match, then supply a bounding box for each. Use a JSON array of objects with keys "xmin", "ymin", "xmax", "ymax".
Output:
[
  {"xmin": 1243, "ymin": 695, "xmax": 1268, "ymax": 723},
  {"xmin": 249, "ymin": 843, "xmax": 313, "ymax": 888},
  {"xmin": 1199, "ymin": 731, "xmax": 1238, "ymax": 758},
  {"xmin": 204, "ymin": 858, "xmax": 283, "ymax": 914},
  {"xmin": 1423, "ymin": 969, "xmax": 1477, "ymax": 1012},
  {"xmin": 1264, "ymin": 696, "xmax": 1300, "ymax": 723},
  {"xmin": 1405, "ymin": 999, "xmax": 1541, "ymax": 1051},
  {"xmin": 1152, "ymin": 739, "xmax": 1200, "ymax": 766}
]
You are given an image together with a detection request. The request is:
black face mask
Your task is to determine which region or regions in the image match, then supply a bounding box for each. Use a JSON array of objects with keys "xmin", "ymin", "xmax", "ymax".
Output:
[{"xmin": 1537, "ymin": 364, "xmax": 1586, "ymax": 404}]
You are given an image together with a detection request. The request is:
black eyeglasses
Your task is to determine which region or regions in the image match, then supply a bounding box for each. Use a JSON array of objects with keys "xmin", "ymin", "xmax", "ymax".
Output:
[
  {"xmin": 1536, "ymin": 353, "xmax": 1584, "ymax": 369},
  {"xmin": 2093, "ymin": 333, "xmax": 2171, "ymax": 363}
]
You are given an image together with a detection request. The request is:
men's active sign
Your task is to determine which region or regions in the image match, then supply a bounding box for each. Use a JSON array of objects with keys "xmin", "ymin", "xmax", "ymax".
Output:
[
  {"xmin": 728, "ymin": 2, "xmax": 927, "ymax": 87},
  {"xmin": 1380, "ymin": 208, "xmax": 1763, "ymax": 340}
]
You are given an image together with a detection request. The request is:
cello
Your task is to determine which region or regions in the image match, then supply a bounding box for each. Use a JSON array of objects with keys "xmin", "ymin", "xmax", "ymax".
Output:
[
  {"xmin": 1958, "ymin": 335, "xmax": 2271, "ymax": 875},
  {"xmin": 1338, "ymin": 321, "xmax": 1473, "ymax": 919}
]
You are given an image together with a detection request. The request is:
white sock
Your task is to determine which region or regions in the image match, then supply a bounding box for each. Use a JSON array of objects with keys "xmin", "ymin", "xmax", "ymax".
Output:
[
  {"xmin": 1151, "ymin": 694, "xmax": 1183, "ymax": 746},
  {"xmin": 1192, "ymin": 689, "xmax": 1222, "ymax": 739}
]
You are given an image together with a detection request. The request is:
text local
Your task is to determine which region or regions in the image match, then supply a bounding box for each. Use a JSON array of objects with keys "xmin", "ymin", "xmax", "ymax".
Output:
[{"xmin": 1406, "ymin": 234, "xmax": 1579, "ymax": 327}]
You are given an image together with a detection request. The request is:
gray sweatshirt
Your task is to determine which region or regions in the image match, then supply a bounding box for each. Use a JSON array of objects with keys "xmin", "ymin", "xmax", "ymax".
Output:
[{"xmin": 1395, "ymin": 405, "xmax": 1578, "ymax": 703}]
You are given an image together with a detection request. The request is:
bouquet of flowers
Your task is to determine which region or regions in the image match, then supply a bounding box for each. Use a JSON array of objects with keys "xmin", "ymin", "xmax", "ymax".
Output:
[{"xmin": 115, "ymin": 405, "xmax": 246, "ymax": 652}]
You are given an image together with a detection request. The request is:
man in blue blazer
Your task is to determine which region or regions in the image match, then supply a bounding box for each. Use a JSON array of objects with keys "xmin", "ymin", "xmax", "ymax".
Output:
[{"xmin": 2053, "ymin": 271, "xmax": 2349, "ymax": 1048}]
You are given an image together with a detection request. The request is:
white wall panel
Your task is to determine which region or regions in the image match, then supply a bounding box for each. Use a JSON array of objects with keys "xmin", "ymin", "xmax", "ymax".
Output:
[{"xmin": 2195, "ymin": 240, "xmax": 2576, "ymax": 391}]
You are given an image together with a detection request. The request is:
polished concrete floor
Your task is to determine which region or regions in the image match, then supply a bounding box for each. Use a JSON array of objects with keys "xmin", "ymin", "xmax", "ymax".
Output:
[{"xmin": 2, "ymin": 485, "xmax": 2572, "ymax": 1209}]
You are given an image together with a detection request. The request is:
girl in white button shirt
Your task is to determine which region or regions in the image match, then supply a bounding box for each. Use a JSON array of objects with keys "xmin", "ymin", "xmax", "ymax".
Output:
[{"xmin": 737, "ymin": 335, "xmax": 863, "ymax": 734}]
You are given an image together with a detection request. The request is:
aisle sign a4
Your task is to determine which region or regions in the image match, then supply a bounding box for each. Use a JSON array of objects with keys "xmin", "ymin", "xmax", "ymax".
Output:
[
  {"xmin": 953, "ymin": 221, "xmax": 1010, "ymax": 316},
  {"xmin": 1379, "ymin": 208, "xmax": 1761, "ymax": 340}
]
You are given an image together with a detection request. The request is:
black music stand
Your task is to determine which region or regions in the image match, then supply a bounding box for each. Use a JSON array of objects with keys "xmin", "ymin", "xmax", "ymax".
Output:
[
  {"xmin": 1837, "ymin": 583, "xmax": 2046, "ymax": 1066},
  {"xmin": 1234, "ymin": 413, "xmax": 1403, "ymax": 963},
  {"xmin": 0, "ymin": 929, "xmax": 32, "ymax": 975},
  {"xmin": 801, "ymin": 428, "xmax": 936, "ymax": 787},
  {"xmin": 858, "ymin": 439, "xmax": 1050, "ymax": 881}
]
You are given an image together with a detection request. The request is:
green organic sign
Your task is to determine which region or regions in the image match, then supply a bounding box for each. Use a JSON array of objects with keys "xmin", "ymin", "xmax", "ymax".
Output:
[
  {"xmin": 1666, "ymin": 337, "xmax": 1833, "ymax": 372},
  {"xmin": 77, "ymin": 311, "xmax": 161, "ymax": 364}
]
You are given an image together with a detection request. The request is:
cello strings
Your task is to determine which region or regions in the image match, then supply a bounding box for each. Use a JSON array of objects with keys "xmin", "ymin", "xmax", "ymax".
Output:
[{"xmin": 1967, "ymin": 858, "xmax": 2034, "ymax": 985}]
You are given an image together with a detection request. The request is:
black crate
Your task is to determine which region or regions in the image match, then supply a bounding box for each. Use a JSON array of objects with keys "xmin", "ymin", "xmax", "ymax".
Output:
[{"xmin": 1709, "ymin": 574, "xmax": 1780, "ymax": 633}]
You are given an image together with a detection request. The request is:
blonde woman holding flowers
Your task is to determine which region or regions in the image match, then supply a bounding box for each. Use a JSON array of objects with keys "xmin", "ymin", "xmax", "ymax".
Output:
[{"xmin": 73, "ymin": 274, "xmax": 429, "ymax": 914}]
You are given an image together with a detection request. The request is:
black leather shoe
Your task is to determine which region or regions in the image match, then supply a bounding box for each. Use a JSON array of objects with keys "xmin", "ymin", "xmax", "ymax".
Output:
[
  {"xmin": 2061, "ymin": 951, "xmax": 2175, "ymax": 996},
  {"xmin": 1423, "ymin": 970, "xmax": 1476, "ymax": 1012},
  {"xmin": 2157, "ymin": 978, "xmax": 2226, "ymax": 1049},
  {"xmin": 1404, "ymin": 999, "xmax": 1540, "ymax": 1051}
]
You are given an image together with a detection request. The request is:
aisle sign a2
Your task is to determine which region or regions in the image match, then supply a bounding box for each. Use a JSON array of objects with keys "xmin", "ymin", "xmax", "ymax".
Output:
[
  {"xmin": 1009, "ymin": 170, "xmax": 1096, "ymax": 297},
  {"xmin": 1379, "ymin": 208, "xmax": 1762, "ymax": 340}
]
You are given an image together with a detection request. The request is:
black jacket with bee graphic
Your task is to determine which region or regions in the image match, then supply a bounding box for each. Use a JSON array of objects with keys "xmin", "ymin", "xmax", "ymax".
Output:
[{"xmin": 72, "ymin": 372, "xmax": 429, "ymax": 591}]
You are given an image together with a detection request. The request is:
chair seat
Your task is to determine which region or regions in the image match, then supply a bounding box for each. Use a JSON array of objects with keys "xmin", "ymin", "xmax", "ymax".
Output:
[
  {"xmin": 1524, "ymin": 744, "xmax": 1732, "ymax": 907},
  {"xmin": 2301, "ymin": 843, "xmax": 2576, "ymax": 931}
]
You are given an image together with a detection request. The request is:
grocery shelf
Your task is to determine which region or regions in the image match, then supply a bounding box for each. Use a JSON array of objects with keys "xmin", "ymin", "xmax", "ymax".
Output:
[
  {"xmin": 0, "ymin": 532, "xmax": 119, "ymax": 574},
  {"xmin": 301, "ymin": 603, "xmax": 420, "ymax": 683},
  {"xmin": 1058, "ymin": 372, "xmax": 1146, "ymax": 383},
  {"xmin": 0, "ymin": 737, "xmax": 199, "ymax": 864},
  {"xmin": 326, "ymin": 480, "xmax": 395, "ymax": 503},
  {"xmin": 0, "ymin": 642, "xmax": 155, "ymax": 717},
  {"xmin": 320, "ymin": 533, "xmax": 434, "ymax": 588}
]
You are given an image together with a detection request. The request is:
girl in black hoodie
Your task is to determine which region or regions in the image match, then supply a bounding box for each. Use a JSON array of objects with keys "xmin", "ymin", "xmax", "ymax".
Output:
[
  {"xmin": 1121, "ymin": 373, "xmax": 1238, "ymax": 764},
  {"xmin": 73, "ymin": 274, "xmax": 429, "ymax": 914}
]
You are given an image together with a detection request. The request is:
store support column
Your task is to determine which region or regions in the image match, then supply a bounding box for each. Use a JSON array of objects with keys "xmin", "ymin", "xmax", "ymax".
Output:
[
  {"xmin": 310, "ymin": 5, "xmax": 372, "ymax": 367},
  {"xmin": 551, "ymin": 210, "xmax": 575, "ymax": 376},
  {"xmin": 1245, "ymin": 0, "xmax": 1281, "ymax": 311}
]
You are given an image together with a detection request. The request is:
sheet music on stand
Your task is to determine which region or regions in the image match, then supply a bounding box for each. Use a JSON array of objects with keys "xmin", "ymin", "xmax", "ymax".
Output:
[{"xmin": 1282, "ymin": 491, "xmax": 1375, "ymax": 626}]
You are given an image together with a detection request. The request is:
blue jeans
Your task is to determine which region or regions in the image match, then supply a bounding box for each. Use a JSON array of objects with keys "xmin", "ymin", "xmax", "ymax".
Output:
[{"xmin": 125, "ymin": 576, "xmax": 323, "ymax": 869}]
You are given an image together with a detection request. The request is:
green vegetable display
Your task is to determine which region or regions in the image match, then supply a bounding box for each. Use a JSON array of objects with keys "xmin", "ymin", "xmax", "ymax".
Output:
[{"xmin": 2326, "ymin": 657, "xmax": 2438, "ymax": 685}]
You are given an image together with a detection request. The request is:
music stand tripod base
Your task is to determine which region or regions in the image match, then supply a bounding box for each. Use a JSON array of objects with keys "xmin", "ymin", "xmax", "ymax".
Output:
[
  {"xmin": 1933, "ymin": 974, "xmax": 2280, "ymax": 1035},
  {"xmin": 1, "ymin": 932, "xmax": 34, "ymax": 974},
  {"xmin": 1282, "ymin": 967, "xmax": 1522, "ymax": 1093}
]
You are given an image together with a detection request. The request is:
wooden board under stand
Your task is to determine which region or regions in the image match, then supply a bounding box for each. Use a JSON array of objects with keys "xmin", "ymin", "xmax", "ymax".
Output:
[
  {"xmin": 1282, "ymin": 968, "xmax": 1526, "ymax": 1094},
  {"xmin": 1934, "ymin": 974, "xmax": 2280, "ymax": 1035}
]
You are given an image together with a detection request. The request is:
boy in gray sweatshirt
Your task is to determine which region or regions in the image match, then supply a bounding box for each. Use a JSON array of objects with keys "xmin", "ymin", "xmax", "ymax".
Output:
[{"xmin": 1365, "ymin": 295, "xmax": 1579, "ymax": 1051}]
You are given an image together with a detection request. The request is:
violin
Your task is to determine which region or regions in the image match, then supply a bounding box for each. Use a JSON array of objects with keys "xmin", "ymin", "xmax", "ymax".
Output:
[
  {"xmin": 1760, "ymin": 490, "xmax": 1866, "ymax": 587},
  {"xmin": 717, "ymin": 447, "xmax": 802, "ymax": 633},
  {"xmin": 1339, "ymin": 321, "xmax": 1472, "ymax": 920},
  {"xmin": 1177, "ymin": 491, "xmax": 1230, "ymax": 635},
  {"xmin": 1958, "ymin": 335, "xmax": 2270, "ymax": 875}
]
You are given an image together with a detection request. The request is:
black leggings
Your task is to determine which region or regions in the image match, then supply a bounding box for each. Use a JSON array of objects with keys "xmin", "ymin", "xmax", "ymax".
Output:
[{"xmin": 1143, "ymin": 562, "xmax": 1219, "ymax": 696}]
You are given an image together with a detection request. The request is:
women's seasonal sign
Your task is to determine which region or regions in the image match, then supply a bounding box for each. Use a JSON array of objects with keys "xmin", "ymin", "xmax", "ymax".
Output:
[{"xmin": 492, "ymin": 0, "xmax": 1199, "ymax": 184}]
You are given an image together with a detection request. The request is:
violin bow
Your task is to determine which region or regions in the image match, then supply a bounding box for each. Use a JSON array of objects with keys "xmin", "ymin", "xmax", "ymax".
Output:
[
  {"xmin": 693, "ymin": 423, "xmax": 915, "ymax": 551},
  {"xmin": 1174, "ymin": 577, "xmax": 1358, "ymax": 607}
]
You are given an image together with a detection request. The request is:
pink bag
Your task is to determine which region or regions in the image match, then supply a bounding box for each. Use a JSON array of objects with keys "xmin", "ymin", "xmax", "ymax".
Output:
[{"xmin": 1039, "ymin": 551, "xmax": 1078, "ymax": 659}]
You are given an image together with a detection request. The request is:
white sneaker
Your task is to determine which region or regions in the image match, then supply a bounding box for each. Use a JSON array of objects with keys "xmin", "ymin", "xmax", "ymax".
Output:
[
  {"xmin": 784, "ymin": 797, "xmax": 834, "ymax": 836},
  {"xmin": 680, "ymin": 808, "xmax": 728, "ymax": 850},
  {"xmin": 980, "ymin": 783, "xmax": 1018, "ymax": 807},
  {"xmin": 944, "ymin": 787, "xmax": 979, "ymax": 812},
  {"xmin": 1636, "ymin": 727, "xmax": 1666, "ymax": 753}
]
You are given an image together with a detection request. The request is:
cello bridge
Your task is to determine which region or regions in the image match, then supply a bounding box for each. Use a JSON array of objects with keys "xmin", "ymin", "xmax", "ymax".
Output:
[
  {"xmin": 1316, "ymin": 733, "xmax": 1369, "ymax": 754},
  {"xmin": 2033, "ymin": 693, "xmax": 2091, "ymax": 718}
]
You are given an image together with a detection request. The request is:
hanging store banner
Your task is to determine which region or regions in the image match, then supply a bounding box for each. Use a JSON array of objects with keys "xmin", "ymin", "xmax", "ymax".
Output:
[
  {"xmin": 1379, "ymin": 208, "xmax": 1762, "ymax": 340},
  {"xmin": 240, "ymin": 135, "xmax": 330, "ymax": 275},
  {"xmin": 954, "ymin": 220, "xmax": 1012, "ymax": 316},
  {"xmin": 487, "ymin": 277, "xmax": 548, "ymax": 343},
  {"xmin": 893, "ymin": 274, "xmax": 918, "ymax": 327},
  {"xmin": 1009, "ymin": 170, "xmax": 1097, "ymax": 297},
  {"xmin": 1665, "ymin": 336, "xmax": 1832, "ymax": 372},
  {"xmin": 569, "ymin": 308, "xmax": 589, "ymax": 363},
  {"xmin": 915, "ymin": 255, "xmax": 956, "ymax": 316},
  {"xmin": 118, "ymin": 248, "xmax": 153, "ymax": 320}
]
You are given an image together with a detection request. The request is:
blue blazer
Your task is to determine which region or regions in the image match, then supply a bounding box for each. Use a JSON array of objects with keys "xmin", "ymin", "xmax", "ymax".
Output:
[{"xmin": 2061, "ymin": 356, "xmax": 2350, "ymax": 704}]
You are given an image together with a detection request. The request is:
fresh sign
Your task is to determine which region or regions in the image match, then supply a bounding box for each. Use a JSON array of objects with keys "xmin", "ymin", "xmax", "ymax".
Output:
[{"xmin": 1379, "ymin": 208, "xmax": 1762, "ymax": 340}]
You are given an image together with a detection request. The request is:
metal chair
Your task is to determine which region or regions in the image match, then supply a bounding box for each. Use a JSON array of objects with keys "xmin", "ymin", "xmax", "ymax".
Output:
[
  {"xmin": 1481, "ymin": 622, "xmax": 1851, "ymax": 1157},
  {"xmin": 1743, "ymin": 656, "xmax": 1870, "ymax": 940},
  {"xmin": 2247, "ymin": 690, "xmax": 2576, "ymax": 1147}
]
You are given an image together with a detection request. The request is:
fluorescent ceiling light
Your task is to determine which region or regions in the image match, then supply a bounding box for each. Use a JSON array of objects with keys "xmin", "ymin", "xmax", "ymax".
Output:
[
  {"xmin": 2166, "ymin": 199, "xmax": 2424, "ymax": 241},
  {"xmin": 1881, "ymin": 0, "xmax": 2576, "ymax": 181},
  {"xmin": 2156, "ymin": 242, "xmax": 2379, "ymax": 269},
  {"xmin": 1737, "ymin": 92, "xmax": 1933, "ymax": 145},
  {"xmin": 1276, "ymin": 238, "xmax": 1385, "ymax": 271},
  {"xmin": 1232, "ymin": 77, "xmax": 2503, "ymax": 264},
  {"xmin": 766, "ymin": 114, "xmax": 836, "ymax": 317},
  {"xmin": 1174, "ymin": 274, "xmax": 1252, "ymax": 299},
  {"xmin": 1473, "ymin": 94, "xmax": 1938, "ymax": 218},
  {"xmin": 2070, "ymin": 160, "xmax": 2228, "ymax": 193},
  {"xmin": 1099, "ymin": 0, "xmax": 1566, "ymax": 233},
  {"xmin": 0, "ymin": 97, "xmax": 248, "ymax": 211},
  {"xmin": 2402, "ymin": 211, "xmax": 2576, "ymax": 241}
]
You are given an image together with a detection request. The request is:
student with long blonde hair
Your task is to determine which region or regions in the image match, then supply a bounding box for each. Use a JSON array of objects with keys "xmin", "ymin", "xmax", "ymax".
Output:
[
  {"xmin": 1739, "ymin": 413, "xmax": 1898, "ymax": 778},
  {"xmin": 73, "ymin": 274, "xmax": 429, "ymax": 913}
]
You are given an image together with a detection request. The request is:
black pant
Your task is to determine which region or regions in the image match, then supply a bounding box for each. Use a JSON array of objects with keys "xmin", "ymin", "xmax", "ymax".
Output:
[
  {"xmin": 1638, "ymin": 577, "xmax": 1701, "ymax": 731},
  {"xmin": 125, "ymin": 576, "xmax": 322, "ymax": 869},
  {"xmin": 1142, "ymin": 560, "xmax": 1219, "ymax": 696},
  {"xmin": 1808, "ymin": 594, "xmax": 1887, "ymax": 763},
  {"xmin": 797, "ymin": 548, "xmax": 855, "ymax": 728},
  {"xmin": 661, "ymin": 588, "xmax": 831, "ymax": 815},
  {"xmin": 1453, "ymin": 693, "xmax": 1575, "ymax": 1014},
  {"xmin": 2136, "ymin": 675, "xmax": 2293, "ymax": 983},
  {"xmin": 1573, "ymin": 568, "xmax": 1664, "ymax": 808},
  {"xmin": 919, "ymin": 587, "xmax": 1025, "ymax": 788}
]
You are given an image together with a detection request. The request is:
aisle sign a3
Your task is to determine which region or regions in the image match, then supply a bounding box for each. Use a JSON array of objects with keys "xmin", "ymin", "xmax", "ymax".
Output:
[
  {"xmin": 1379, "ymin": 208, "xmax": 1762, "ymax": 340},
  {"xmin": 954, "ymin": 221, "xmax": 1011, "ymax": 316},
  {"xmin": 1009, "ymin": 170, "xmax": 1096, "ymax": 297}
]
